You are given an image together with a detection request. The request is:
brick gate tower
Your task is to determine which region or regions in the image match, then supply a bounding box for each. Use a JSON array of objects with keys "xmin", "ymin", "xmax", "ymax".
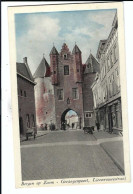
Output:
[
  {"xmin": 34, "ymin": 43, "xmax": 100, "ymax": 130},
  {"xmin": 50, "ymin": 43, "xmax": 84, "ymax": 130}
]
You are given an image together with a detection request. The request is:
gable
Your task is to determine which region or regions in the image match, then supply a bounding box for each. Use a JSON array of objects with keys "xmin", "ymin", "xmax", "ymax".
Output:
[{"xmin": 17, "ymin": 62, "xmax": 33, "ymax": 80}]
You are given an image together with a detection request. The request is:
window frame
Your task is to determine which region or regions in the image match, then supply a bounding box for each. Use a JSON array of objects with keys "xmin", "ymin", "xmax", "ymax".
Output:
[
  {"xmin": 72, "ymin": 88, "xmax": 79, "ymax": 100},
  {"xmin": 24, "ymin": 91, "xmax": 27, "ymax": 97},
  {"xmin": 63, "ymin": 54, "xmax": 68, "ymax": 60},
  {"xmin": 85, "ymin": 112, "xmax": 92, "ymax": 119},
  {"xmin": 64, "ymin": 65, "xmax": 69, "ymax": 75},
  {"xmin": 26, "ymin": 114, "xmax": 30, "ymax": 128},
  {"xmin": 57, "ymin": 89, "xmax": 64, "ymax": 101}
]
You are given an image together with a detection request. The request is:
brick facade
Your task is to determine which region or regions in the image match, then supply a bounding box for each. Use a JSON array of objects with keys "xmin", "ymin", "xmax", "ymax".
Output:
[
  {"xmin": 34, "ymin": 43, "xmax": 100, "ymax": 130},
  {"xmin": 53, "ymin": 44, "xmax": 84, "ymax": 129},
  {"xmin": 17, "ymin": 59, "xmax": 36, "ymax": 135}
]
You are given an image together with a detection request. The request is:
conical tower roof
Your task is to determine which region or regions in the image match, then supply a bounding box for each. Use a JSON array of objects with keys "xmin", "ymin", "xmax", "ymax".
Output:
[
  {"xmin": 33, "ymin": 56, "xmax": 50, "ymax": 78},
  {"xmin": 50, "ymin": 46, "xmax": 59, "ymax": 55},
  {"xmin": 84, "ymin": 53, "xmax": 100, "ymax": 74},
  {"xmin": 72, "ymin": 44, "xmax": 81, "ymax": 54}
]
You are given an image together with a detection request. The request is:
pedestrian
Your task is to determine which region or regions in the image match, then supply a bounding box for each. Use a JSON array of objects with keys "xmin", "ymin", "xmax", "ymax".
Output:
[
  {"xmin": 72, "ymin": 123, "xmax": 74, "ymax": 129},
  {"xmin": 34, "ymin": 131, "xmax": 36, "ymax": 140},
  {"xmin": 96, "ymin": 121, "xmax": 100, "ymax": 132},
  {"xmin": 44, "ymin": 123, "xmax": 47, "ymax": 130}
]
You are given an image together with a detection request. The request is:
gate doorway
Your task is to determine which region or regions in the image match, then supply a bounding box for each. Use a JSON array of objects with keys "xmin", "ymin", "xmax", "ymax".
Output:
[
  {"xmin": 61, "ymin": 109, "xmax": 79, "ymax": 130},
  {"xmin": 19, "ymin": 117, "xmax": 23, "ymax": 135},
  {"xmin": 108, "ymin": 107, "xmax": 113, "ymax": 133}
]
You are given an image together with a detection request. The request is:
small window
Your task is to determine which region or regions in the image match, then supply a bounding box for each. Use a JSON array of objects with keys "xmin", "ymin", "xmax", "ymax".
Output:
[
  {"xmin": 31, "ymin": 114, "xmax": 35, "ymax": 127},
  {"xmin": 49, "ymin": 89, "xmax": 52, "ymax": 93},
  {"xmin": 116, "ymin": 68, "xmax": 119, "ymax": 76},
  {"xmin": 87, "ymin": 63, "xmax": 91, "ymax": 69},
  {"xmin": 67, "ymin": 98, "xmax": 70, "ymax": 104},
  {"xmin": 26, "ymin": 114, "xmax": 30, "ymax": 128},
  {"xmin": 77, "ymin": 69, "xmax": 79, "ymax": 72},
  {"xmin": 109, "ymin": 77, "xmax": 112, "ymax": 83},
  {"xmin": 72, "ymin": 88, "xmax": 78, "ymax": 99},
  {"xmin": 64, "ymin": 65, "xmax": 69, "ymax": 75},
  {"xmin": 110, "ymin": 51, "xmax": 113, "ymax": 67},
  {"xmin": 20, "ymin": 90, "xmax": 23, "ymax": 96},
  {"xmin": 114, "ymin": 45, "xmax": 117, "ymax": 62},
  {"xmin": 107, "ymin": 57, "xmax": 110, "ymax": 70},
  {"xmin": 112, "ymin": 73, "xmax": 114, "ymax": 81},
  {"xmin": 54, "ymin": 71, "xmax": 56, "ymax": 74},
  {"xmin": 85, "ymin": 112, "xmax": 92, "ymax": 118},
  {"xmin": 24, "ymin": 91, "xmax": 26, "ymax": 97},
  {"xmin": 64, "ymin": 54, "xmax": 68, "ymax": 60},
  {"xmin": 57, "ymin": 89, "xmax": 63, "ymax": 100}
]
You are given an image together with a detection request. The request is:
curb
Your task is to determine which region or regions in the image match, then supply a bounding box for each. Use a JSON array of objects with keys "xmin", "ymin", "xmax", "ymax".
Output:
[
  {"xmin": 92, "ymin": 132, "xmax": 124, "ymax": 175},
  {"xmin": 100, "ymin": 143, "xmax": 125, "ymax": 175},
  {"xmin": 20, "ymin": 132, "xmax": 48, "ymax": 142}
]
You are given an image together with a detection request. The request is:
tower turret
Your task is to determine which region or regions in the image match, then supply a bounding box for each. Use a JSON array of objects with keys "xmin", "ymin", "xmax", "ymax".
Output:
[
  {"xmin": 50, "ymin": 46, "xmax": 59, "ymax": 85},
  {"xmin": 72, "ymin": 44, "xmax": 83, "ymax": 83}
]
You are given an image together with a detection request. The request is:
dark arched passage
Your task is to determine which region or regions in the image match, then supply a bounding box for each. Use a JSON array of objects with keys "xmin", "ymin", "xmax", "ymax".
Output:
[{"xmin": 61, "ymin": 109, "xmax": 79, "ymax": 130}]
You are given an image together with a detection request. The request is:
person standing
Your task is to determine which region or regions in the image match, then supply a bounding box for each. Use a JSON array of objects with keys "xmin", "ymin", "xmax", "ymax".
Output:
[{"xmin": 96, "ymin": 121, "xmax": 100, "ymax": 132}]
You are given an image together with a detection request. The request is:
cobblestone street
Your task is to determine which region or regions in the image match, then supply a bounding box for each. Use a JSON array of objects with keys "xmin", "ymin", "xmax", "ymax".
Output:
[{"xmin": 20, "ymin": 130, "xmax": 124, "ymax": 181}]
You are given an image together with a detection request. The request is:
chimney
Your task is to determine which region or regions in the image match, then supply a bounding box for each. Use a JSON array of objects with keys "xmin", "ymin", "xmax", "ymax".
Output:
[{"xmin": 23, "ymin": 57, "xmax": 27, "ymax": 64}]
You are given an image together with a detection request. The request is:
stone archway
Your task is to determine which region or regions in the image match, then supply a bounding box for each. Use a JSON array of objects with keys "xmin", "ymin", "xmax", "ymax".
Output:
[{"xmin": 61, "ymin": 109, "xmax": 79, "ymax": 130}]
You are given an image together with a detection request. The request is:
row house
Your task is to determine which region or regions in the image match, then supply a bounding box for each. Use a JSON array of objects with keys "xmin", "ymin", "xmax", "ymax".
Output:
[
  {"xmin": 91, "ymin": 12, "xmax": 122, "ymax": 134},
  {"xmin": 17, "ymin": 57, "xmax": 37, "ymax": 135}
]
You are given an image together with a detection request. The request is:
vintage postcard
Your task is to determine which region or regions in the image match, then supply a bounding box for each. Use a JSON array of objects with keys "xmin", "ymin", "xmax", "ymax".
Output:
[{"xmin": 8, "ymin": 2, "xmax": 130, "ymax": 188}]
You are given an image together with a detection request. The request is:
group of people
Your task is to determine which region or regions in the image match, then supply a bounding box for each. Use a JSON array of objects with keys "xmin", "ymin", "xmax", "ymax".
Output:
[
  {"xmin": 39, "ymin": 121, "xmax": 101, "ymax": 131},
  {"xmin": 39, "ymin": 123, "xmax": 56, "ymax": 131}
]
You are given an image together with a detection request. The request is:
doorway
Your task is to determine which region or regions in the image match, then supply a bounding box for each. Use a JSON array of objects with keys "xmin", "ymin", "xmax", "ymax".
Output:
[
  {"xmin": 108, "ymin": 107, "xmax": 113, "ymax": 133},
  {"xmin": 61, "ymin": 109, "xmax": 79, "ymax": 130},
  {"xmin": 19, "ymin": 117, "xmax": 23, "ymax": 134}
]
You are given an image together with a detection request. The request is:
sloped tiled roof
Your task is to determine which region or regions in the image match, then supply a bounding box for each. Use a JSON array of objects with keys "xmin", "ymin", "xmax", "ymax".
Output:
[
  {"xmin": 84, "ymin": 53, "xmax": 100, "ymax": 74},
  {"xmin": 33, "ymin": 57, "xmax": 50, "ymax": 78},
  {"xmin": 17, "ymin": 62, "xmax": 33, "ymax": 81},
  {"xmin": 50, "ymin": 46, "xmax": 59, "ymax": 55},
  {"xmin": 72, "ymin": 44, "xmax": 81, "ymax": 54}
]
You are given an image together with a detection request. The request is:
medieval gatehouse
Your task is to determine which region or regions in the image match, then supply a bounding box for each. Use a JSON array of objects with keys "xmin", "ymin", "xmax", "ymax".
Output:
[{"xmin": 34, "ymin": 43, "xmax": 100, "ymax": 130}]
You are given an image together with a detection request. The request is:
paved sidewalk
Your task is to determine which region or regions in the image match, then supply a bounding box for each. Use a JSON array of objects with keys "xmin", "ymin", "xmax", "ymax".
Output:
[
  {"xmin": 100, "ymin": 141, "xmax": 124, "ymax": 174},
  {"xmin": 20, "ymin": 130, "xmax": 96, "ymax": 145},
  {"xmin": 20, "ymin": 130, "xmax": 48, "ymax": 142},
  {"xmin": 93, "ymin": 130, "xmax": 119, "ymax": 140},
  {"xmin": 92, "ymin": 131, "xmax": 124, "ymax": 174}
]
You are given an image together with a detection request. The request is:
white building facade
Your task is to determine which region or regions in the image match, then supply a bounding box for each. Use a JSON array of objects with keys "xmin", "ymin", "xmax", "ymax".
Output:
[{"xmin": 92, "ymin": 12, "xmax": 122, "ymax": 134}]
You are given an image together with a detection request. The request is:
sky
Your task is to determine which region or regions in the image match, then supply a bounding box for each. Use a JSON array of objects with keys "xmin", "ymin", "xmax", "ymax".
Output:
[
  {"xmin": 66, "ymin": 110, "xmax": 77, "ymax": 117},
  {"xmin": 15, "ymin": 9, "xmax": 116, "ymax": 75}
]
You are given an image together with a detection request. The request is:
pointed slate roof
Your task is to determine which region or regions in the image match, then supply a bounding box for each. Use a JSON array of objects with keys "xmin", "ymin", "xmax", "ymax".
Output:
[
  {"xmin": 50, "ymin": 46, "xmax": 59, "ymax": 55},
  {"xmin": 84, "ymin": 53, "xmax": 100, "ymax": 74},
  {"xmin": 17, "ymin": 62, "xmax": 34, "ymax": 81},
  {"xmin": 72, "ymin": 44, "xmax": 81, "ymax": 54},
  {"xmin": 33, "ymin": 57, "xmax": 50, "ymax": 78}
]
